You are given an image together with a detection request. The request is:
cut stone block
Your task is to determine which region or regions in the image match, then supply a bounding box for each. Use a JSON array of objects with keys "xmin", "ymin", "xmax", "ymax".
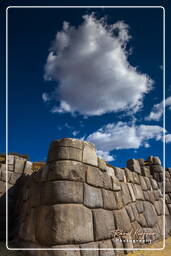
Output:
[
  {"xmin": 141, "ymin": 166, "xmax": 151, "ymax": 177},
  {"xmin": 48, "ymin": 146, "xmax": 82, "ymax": 162},
  {"xmin": 132, "ymin": 172, "xmax": 140, "ymax": 184},
  {"xmin": 125, "ymin": 168, "xmax": 134, "ymax": 183},
  {"xmin": 121, "ymin": 183, "xmax": 132, "ymax": 205},
  {"xmin": 114, "ymin": 191, "xmax": 124, "ymax": 209},
  {"xmin": 127, "ymin": 159, "xmax": 141, "ymax": 174},
  {"xmin": 84, "ymin": 183, "xmax": 103, "ymax": 208},
  {"xmin": 136, "ymin": 200, "xmax": 144, "ymax": 213},
  {"xmin": 114, "ymin": 168, "xmax": 125, "ymax": 181},
  {"xmin": 83, "ymin": 142, "xmax": 98, "ymax": 166},
  {"xmin": 106, "ymin": 166, "xmax": 115, "ymax": 177},
  {"xmin": 9, "ymin": 172, "xmax": 22, "ymax": 184},
  {"xmin": 111, "ymin": 176, "xmax": 121, "ymax": 191},
  {"xmin": 8, "ymin": 155, "xmax": 15, "ymax": 165},
  {"xmin": 93, "ymin": 209, "xmax": 115, "ymax": 240},
  {"xmin": 143, "ymin": 201, "xmax": 158, "ymax": 228},
  {"xmin": 99, "ymin": 240, "xmax": 115, "ymax": 256},
  {"xmin": 139, "ymin": 176, "xmax": 147, "ymax": 190},
  {"xmin": 87, "ymin": 166, "xmax": 112, "ymax": 190},
  {"xmin": 127, "ymin": 183, "xmax": 136, "ymax": 202},
  {"xmin": 102, "ymin": 189, "xmax": 117, "ymax": 210},
  {"xmin": 114, "ymin": 208, "xmax": 132, "ymax": 232},
  {"xmin": 36, "ymin": 204, "xmax": 94, "ymax": 245},
  {"xmin": 133, "ymin": 184, "xmax": 144, "ymax": 200},
  {"xmin": 15, "ymin": 157, "xmax": 26, "ymax": 173},
  {"xmin": 48, "ymin": 160, "xmax": 86, "ymax": 182},
  {"xmin": 126, "ymin": 205, "xmax": 135, "ymax": 222},
  {"xmin": 41, "ymin": 181, "xmax": 83, "ymax": 205},
  {"xmin": 80, "ymin": 242, "xmax": 99, "ymax": 256}
]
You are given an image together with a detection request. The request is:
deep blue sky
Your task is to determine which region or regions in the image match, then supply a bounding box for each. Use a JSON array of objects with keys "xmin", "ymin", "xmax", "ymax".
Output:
[{"xmin": 0, "ymin": 0, "xmax": 171, "ymax": 167}]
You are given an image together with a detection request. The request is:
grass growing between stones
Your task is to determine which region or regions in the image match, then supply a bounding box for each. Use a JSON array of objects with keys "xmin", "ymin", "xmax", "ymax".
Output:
[{"xmin": 128, "ymin": 237, "xmax": 171, "ymax": 256}]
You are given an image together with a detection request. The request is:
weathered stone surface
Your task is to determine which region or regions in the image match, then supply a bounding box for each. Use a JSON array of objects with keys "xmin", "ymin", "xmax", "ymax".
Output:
[
  {"xmin": 114, "ymin": 191, "xmax": 124, "ymax": 209},
  {"xmin": 99, "ymin": 240, "xmax": 115, "ymax": 256},
  {"xmin": 139, "ymin": 176, "xmax": 147, "ymax": 190},
  {"xmin": 53, "ymin": 138, "xmax": 83, "ymax": 149},
  {"xmin": 154, "ymin": 190, "xmax": 160, "ymax": 201},
  {"xmin": 24, "ymin": 161, "xmax": 33, "ymax": 173},
  {"xmin": 112, "ymin": 238, "xmax": 124, "ymax": 255},
  {"xmin": 137, "ymin": 213, "xmax": 147, "ymax": 227},
  {"xmin": 114, "ymin": 168, "xmax": 125, "ymax": 181},
  {"xmin": 127, "ymin": 159, "xmax": 141, "ymax": 174},
  {"xmin": 48, "ymin": 160, "xmax": 86, "ymax": 182},
  {"xmin": 150, "ymin": 178, "xmax": 158, "ymax": 190},
  {"xmin": 127, "ymin": 183, "xmax": 136, "ymax": 202},
  {"xmin": 150, "ymin": 165, "xmax": 163, "ymax": 174},
  {"xmin": 106, "ymin": 166, "xmax": 115, "ymax": 177},
  {"xmin": 148, "ymin": 191, "xmax": 155, "ymax": 203},
  {"xmin": 8, "ymin": 155, "xmax": 15, "ymax": 165},
  {"xmin": 111, "ymin": 176, "xmax": 121, "ymax": 191},
  {"xmin": 102, "ymin": 189, "xmax": 117, "ymax": 210},
  {"xmin": 36, "ymin": 204, "xmax": 94, "ymax": 245},
  {"xmin": 144, "ymin": 177, "xmax": 151, "ymax": 190},
  {"xmin": 138, "ymin": 159, "xmax": 144, "ymax": 166},
  {"xmin": 1, "ymin": 171, "xmax": 12, "ymax": 182},
  {"xmin": 166, "ymin": 182, "xmax": 171, "ymax": 193},
  {"xmin": 29, "ymin": 183, "xmax": 41, "ymax": 207},
  {"xmin": 98, "ymin": 158, "xmax": 107, "ymax": 171},
  {"xmin": 141, "ymin": 166, "xmax": 151, "ymax": 177},
  {"xmin": 133, "ymin": 184, "xmax": 144, "ymax": 200},
  {"xmin": 132, "ymin": 172, "xmax": 140, "ymax": 184},
  {"xmin": 48, "ymin": 246, "xmax": 81, "ymax": 256},
  {"xmin": 143, "ymin": 201, "xmax": 158, "ymax": 227},
  {"xmin": 126, "ymin": 205, "xmax": 135, "ymax": 222},
  {"xmin": 83, "ymin": 142, "xmax": 98, "ymax": 166},
  {"xmin": 19, "ymin": 208, "xmax": 37, "ymax": 243},
  {"xmin": 15, "ymin": 157, "xmax": 26, "ymax": 173},
  {"xmin": 8, "ymin": 164, "xmax": 14, "ymax": 172},
  {"xmin": 125, "ymin": 168, "xmax": 134, "ymax": 183},
  {"xmin": 9, "ymin": 172, "xmax": 22, "ymax": 184},
  {"xmin": 41, "ymin": 181, "xmax": 83, "ymax": 205},
  {"xmin": 154, "ymin": 201, "xmax": 162, "ymax": 215},
  {"xmin": 84, "ymin": 183, "xmax": 103, "ymax": 208},
  {"xmin": 48, "ymin": 146, "xmax": 82, "ymax": 162},
  {"xmin": 0, "ymin": 181, "xmax": 6, "ymax": 194},
  {"xmin": 136, "ymin": 201, "xmax": 144, "ymax": 213},
  {"xmin": 114, "ymin": 208, "xmax": 132, "ymax": 232},
  {"xmin": 121, "ymin": 183, "xmax": 132, "ymax": 205},
  {"xmin": 131, "ymin": 203, "xmax": 139, "ymax": 221},
  {"xmin": 80, "ymin": 242, "xmax": 99, "ymax": 256},
  {"xmin": 87, "ymin": 166, "xmax": 112, "ymax": 190},
  {"xmin": 93, "ymin": 209, "xmax": 115, "ymax": 240}
]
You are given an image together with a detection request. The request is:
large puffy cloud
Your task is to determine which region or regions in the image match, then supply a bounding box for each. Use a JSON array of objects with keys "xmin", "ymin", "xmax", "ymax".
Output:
[
  {"xmin": 96, "ymin": 150, "xmax": 115, "ymax": 162},
  {"xmin": 87, "ymin": 121, "xmax": 165, "ymax": 151},
  {"xmin": 44, "ymin": 14, "xmax": 153, "ymax": 116},
  {"xmin": 146, "ymin": 96, "xmax": 171, "ymax": 121}
]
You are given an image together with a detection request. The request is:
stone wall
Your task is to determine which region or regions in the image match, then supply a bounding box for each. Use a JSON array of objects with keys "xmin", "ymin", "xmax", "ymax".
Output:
[
  {"xmin": 0, "ymin": 155, "xmax": 32, "ymax": 240},
  {"xmin": 0, "ymin": 138, "xmax": 171, "ymax": 256}
]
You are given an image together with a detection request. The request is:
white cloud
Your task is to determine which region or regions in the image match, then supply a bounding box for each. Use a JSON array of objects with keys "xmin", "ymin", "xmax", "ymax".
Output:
[
  {"xmin": 72, "ymin": 130, "xmax": 80, "ymax": 136},
  {"xmin": 97, "ymin": 150, "xmax": 115, "ymax": 162},
  {"xmin": 145, "ymin": 96, "xmax": 171, "ymax": 121},
  {"xmin": 166, "ymin": 134, "xmax": 171, "ymax": 143},
  {"xmin": 44, "ymin": 14, "xmax": 153, "ymax": 116},
  {"xmin": 42, "ymin": 92, "xmax": 50, "ymax": 102},
  {"xmin": 87, "ymin": 121, "xmax": 164, "ymax": 151}
]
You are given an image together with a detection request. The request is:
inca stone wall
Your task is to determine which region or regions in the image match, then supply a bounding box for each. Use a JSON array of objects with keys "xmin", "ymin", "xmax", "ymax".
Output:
[
  {"xmin": 0, "ymin": 155, "xmax": 32, "ymax": 240},
  {"xmin": 0, "ymin": 138, "xmax": 171, "ymax": 256}
]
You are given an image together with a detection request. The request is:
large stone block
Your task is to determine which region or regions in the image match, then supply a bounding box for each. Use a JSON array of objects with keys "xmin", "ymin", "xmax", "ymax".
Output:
[
  {"xmin": 83, "ymin": 142, "xmax": 98, "ymax": 166},
  {"xmin": 48, "ymin": 146, "xmax": 82, "ymax": 162},
  {"xmin": 102, "ymin": 189, "xmax": 117, "ymax": 210},
  {"xmin": 127, "ymin": 183, "xmax": 136, "ymax": 202},
  {"xmin": 139, "ymin": 176, "xmax": 147, "ymax": 191},
  {"xmin": 80, "ymin": 242, "xmax": 99, "ymax": 256},
  {"xmin": 121, "ymin": 183, "xmax": 132, "ymax": 205},
  {"xmin": 133, "ymin": 184, "xmax": 144, "ymax": 200},
  {"xmin": 8, "ymin": 155, "xmax": 15, "ymax": 165},
  {"xmin": 125, "ymin": 205, "xmax": 135, "ymax": 222},
  {"xmin": 36, "ymin": 204, "xmax": 94, "ymax": 245},
  {"xmin": 9, "ymin": 172, "xmax": 22, "ymax": 184},
  {"xmin": 114, "ymin": 208, "xmax": 132, "ymax": 232},
  {"xmin": 41, "ymin": 181, "xmax": 83, "ymax": 205},
  {"xmin": 48, "ymin": 160, "xmax": 86, "ymax": 182},
  {"xmin": 127, "ymin": 159, "xmax": 141, "ymax": 174},
  {"xmin": 143, "ymin": 201, "xmax": 158, "ymax": 227},
  {"xmin": 93, "ymin": 209, "xmax": 115, "ymax": 240},
  {"xmin": 114, "ymin": 168, "xmax": 125, "ymax": 181},
  {"xmin": 15, "ymin": 157, "xmax": 26, "ymax": 173},
  {"xmin": 150, "ymin": 165, "xmax": 163, "ymax": 174},
  {"xmin": 84, "ymin": 183, "xmax": 103, "ymax": 208},
  {"xmin": 52, "ymin": 138, "xmax": 83, "ymax": 149},
  {"xmin": 150, "ymin": 178, "xmax": 158, "ymax": 190},
  {"xmin": 114, "ymin": 191, "xmax": 124, "ymax": 209},
  {"xmin": 141, "ymin": 166, "xmax": 151, "ymax": 178},
  {"xmin": 87, "ymin": 166, "xmax": 112, "ymax": 190},
  {"xmin": 111, "ymin": 176, "xmax": 121, "ymax": 191},
  {"xmin": 106, "ymin": 166, "xmax": 115, "ymax": 177},
  {"xmin": 99, "ymin": 240, "xmax": 115, "ymax": 256},
  {"xmin": 125, "ymin": 168, "xmax": 134, "ymax": 183},
  {"xmin": 132, "ymin": 172, "xmax": 140, "ymax": 184},
  {"xmin": 144, "ymin": 177, "xmax": 151, "ymax": 190}
]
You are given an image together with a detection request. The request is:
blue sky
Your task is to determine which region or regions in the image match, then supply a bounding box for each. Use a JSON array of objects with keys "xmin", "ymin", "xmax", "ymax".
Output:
[{"xmin": 1, "ymin": 0, "xmax": 171, "ymax": 167}]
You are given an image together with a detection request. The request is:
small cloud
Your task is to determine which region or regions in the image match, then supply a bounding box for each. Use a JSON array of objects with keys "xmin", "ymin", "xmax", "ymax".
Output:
[
  {"xmin": 72, "ymin": 130, "xmax": 80, "ymax": 136},
  {"xmin": 42, "ymin": 92, "xmax": 50, "ymax": 102},
  {"xmin": 96, "ymin": 150, "xmax": 115, "ymax": 162},
  {"xmin": 166, "ymin": 134, "xmax": 171, "ymax": 143},
  {"xmin": 87, "ymin": 121, "xmax": 165, "ymax": 152}
]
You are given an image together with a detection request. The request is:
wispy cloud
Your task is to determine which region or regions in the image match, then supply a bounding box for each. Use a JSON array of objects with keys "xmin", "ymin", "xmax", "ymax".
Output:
[
  {"xmin": 97, "ymin": 150, "xmax": 115, "ymax": 162},
  {"xmin": 87, "ymin": 121, "xmax": 165, "ymax": 152},
  {"xmin": 145, "ymin": 96, "xmax": 171, "ymax": 121},
  {"xmin": 44, "ymin": 14, "xmax": 153, "ymax": 116}
]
